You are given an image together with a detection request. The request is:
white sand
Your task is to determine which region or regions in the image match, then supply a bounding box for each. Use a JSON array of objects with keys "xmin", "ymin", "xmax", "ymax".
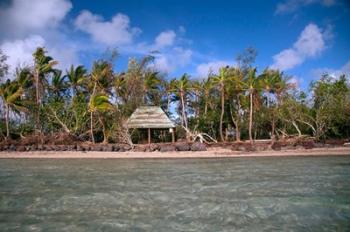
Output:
[{"xmin": 0, "ymin": 147, "xmax": 349, "ymax": 159}]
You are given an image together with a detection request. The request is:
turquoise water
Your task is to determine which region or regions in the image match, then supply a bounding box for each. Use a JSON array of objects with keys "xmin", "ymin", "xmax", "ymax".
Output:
[{"xmin": 0, "ymin": 156, "xmax": 350, "ymax": 231}]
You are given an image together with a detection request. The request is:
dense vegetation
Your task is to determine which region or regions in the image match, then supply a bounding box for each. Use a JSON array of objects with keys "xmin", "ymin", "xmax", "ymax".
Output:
[{"xmin": 0, "ymin": 47, "xmax": 349, "ymax": 144}]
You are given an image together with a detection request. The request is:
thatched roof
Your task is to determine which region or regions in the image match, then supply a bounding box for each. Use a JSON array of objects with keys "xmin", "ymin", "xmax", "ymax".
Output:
[{"xmin": 126, "ymin": 106, "xmax": 175, "ymax": 129}]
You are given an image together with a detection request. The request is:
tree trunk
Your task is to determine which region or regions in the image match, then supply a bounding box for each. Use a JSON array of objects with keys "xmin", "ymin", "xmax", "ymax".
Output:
[
  {"xmin": 5, "ymin": 104, "xmax": 9, "ymax": 139},
  {"xmin": 219, "ymin": 89, "xmax": 225, "ymax": 142},
  {"xmin": 180, "ymin": 92, "xmax": 187, "ymax": 129},
  {"xmin": 249, "ymin": 91, "xmax": 253, "ymax": 143},
  {"xmin": 100, "ymin": 116, "xmax": 108, "ymax": 144},
  {"xmin": 271, "ymin": 115, "xmax": 276, "ymax": 141},
  {"xmin": 90, "ymin": 111, "xmax": 95, "ymax": 143},
  {"xmin": 204, "ymin": 100, "xmax": 208, "ymax": 115},
  {"xmin": 35, "ymin": 69, "xmax": 41, "ymax": 135}
]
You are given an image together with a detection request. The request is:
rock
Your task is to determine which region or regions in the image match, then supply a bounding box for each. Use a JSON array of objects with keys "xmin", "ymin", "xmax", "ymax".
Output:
[
  {"xmin": 149, "ymin": 144, "xmax": 160, "ymax": 152},
  {"xmin": 77, "ymin": 145, "xmax": 85, "ymax": 151},
  {"xmin": 271, "ymin": 142, "xmax": 281, "ymax": 151},
  {"xmin": 191, "ymin": 142, "xmax": 207, "ymax": 151},
  {"xmin": 314, "ymin": 143, "xmax": 325, "ymax": 148},
  {"xmin": 175, "ymin": 143, "xmax": 190, "ymax": 151},
  {"xmin": 16, "ymin": 146, "xmax": 26, "ymax": 152},
  {"xmin": 112, "ymin": 145, "xmax": 120, "ymax": 152},
  {"xmin": 9, "ymin": 144, "xmax": 16, "ymax": 151},
  {"xmin": 120, "ymin": 144, "xmax": 132, "ymax": 151},
  {"xmin": 160, "ymin": 145, "xmax": 176, "ymax": 152},
  {"xmin": 301, "ymin": 140, "xmax": 314, "ymax": 149},
  {"xmin": 103, "ymin": 144, "xmax": 114, "ymax": 152},
  {"xmin": 133, "ymin": 146, "xmax": 147, "ymax": 152}
]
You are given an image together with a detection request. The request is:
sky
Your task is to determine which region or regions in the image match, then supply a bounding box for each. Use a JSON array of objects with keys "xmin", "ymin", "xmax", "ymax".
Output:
[{"xmin": 0, "ymin": 0, "xmax": 349, "ymax": 89}]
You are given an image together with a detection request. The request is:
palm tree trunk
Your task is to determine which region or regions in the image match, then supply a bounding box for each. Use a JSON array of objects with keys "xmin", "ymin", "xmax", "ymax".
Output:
[
  {"xmin": 180, "ymin": 92, "xmax": 187, "ymax": 129},
  {"xmin": 90, "ymin": 111, "xmax": 95, "ymax": 143},
  {"xmin": 100, "ymin": 116, "xmax": 108, "ymax": 144},
  {"xmin": 249, "ymin": 91, "xmax": 253, "ymax": 143},
  {"xmin": 204, "ymin": 99, "xmax": 208, "ymax": 115},
  {"xmin": 5, "ymin": 103, "xmax": 9, "ymax": 138},
  {"xmin": 35, "ymin": 69, "xmax": 40, "ymax": 135},
  {"xmin": 219, "ymin": 89, "xmax": 225, "ymax": 142}
]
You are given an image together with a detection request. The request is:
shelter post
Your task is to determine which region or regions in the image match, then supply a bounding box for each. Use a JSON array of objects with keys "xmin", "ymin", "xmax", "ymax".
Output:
[{"xmin": 148, "ymin": 128, "xmax": 151, "ymax": 144}]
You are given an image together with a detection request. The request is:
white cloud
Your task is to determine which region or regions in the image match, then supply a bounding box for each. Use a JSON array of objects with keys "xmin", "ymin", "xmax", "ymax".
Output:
[
  {"xmin": 275, "ymin": 0, "xmax": 336, "ymax": 14},
  {"xmin": 0, "ymin": 35, "xmax": 80, "ymax": 76},
  {"xmin": 154, "ymin": 30, "xmax": 176, "ymax": 49},
  {"xmin": 0, "ymin": 0, "xmax": 72, "ymax": 37},
  {"xmin": 0, "ymin": 35, "xmax": 45, "ymax": 73},
  {"xmin": 195, "ymin": 60, "xmax": 233, "ymax": 78},
  {"xmin": 311, "ymin": 60, "xmax": 350, "ymax": 79},
  {"xmin": 271, "ymin": 23, "xmax": 328, "ymax": 71},
  {"xmin": 151, "ymin": 47, "xmax": 193, "ymax": 73},
  {"xmin": 74, "ymin": 10, "xmax": 141, "ymax": 46}
]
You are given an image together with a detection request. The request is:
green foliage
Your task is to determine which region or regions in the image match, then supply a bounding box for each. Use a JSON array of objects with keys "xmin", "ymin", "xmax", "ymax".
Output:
[{"xmin": 1, "ymin": 47, "xmax": 349, "ymax": 143}]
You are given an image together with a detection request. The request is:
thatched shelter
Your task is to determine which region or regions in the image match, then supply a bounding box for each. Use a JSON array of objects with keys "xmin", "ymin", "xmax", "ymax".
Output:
[{"xmin": 126, "ymin": 106, "xmax": 175, "ymax": 143}]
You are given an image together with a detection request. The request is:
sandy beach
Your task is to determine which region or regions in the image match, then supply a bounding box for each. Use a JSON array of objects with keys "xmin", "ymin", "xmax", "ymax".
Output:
[{"xmin": 0, "ymin": 147, "xmax": 349, "ymax": 159}]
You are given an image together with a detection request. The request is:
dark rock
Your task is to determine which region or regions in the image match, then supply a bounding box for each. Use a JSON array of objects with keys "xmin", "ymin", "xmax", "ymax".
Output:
[
  {"xmin": 301, "ymin": 140, "xmax": 314, "ymax": 149},
  {"xmin": 160, "ymin": 145, "xmax": 176, "ymax": 152},
  {"xmin": 9, "ymin": 144, "xmax": 16, "ymax": 151},
  {"xmin": 76, "ymin": 145, "xmax": 84, "ymax": 151},
  {"xmin": 191, "ymin": 142, "xmax": 207, "ymax": 151},
  {"xmin": 175, "ymin": 143, "xmax": 190, "ymax": 151},
  {"xmin": 103, "ymin": 145, "xmax": 114, "ymax": 152},
  {"xmin": 271, "ymin": 142, "xmax": 282, "ymax": 151},
  {"xmin": 16, "ymin": 146, "xmax": 26, "ymax": 152},
  {"xmin": 112, "ymin": 145, "xmax": 119, "ymax": 152}
]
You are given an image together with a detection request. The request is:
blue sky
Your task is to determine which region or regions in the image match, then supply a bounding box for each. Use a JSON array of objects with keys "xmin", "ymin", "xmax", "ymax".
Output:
[{"xmin": 0, "ymin": 0, "xmax": 349, "ymax": 89}]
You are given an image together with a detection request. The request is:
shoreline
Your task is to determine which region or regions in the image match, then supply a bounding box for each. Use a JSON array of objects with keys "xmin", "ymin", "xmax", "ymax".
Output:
[{"xmin": 0, "ymin": 147, "xmax": 350, "ymax": 159}]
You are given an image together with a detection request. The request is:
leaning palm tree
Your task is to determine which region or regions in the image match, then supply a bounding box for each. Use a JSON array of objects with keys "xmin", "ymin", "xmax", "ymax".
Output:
[
  {"xmin": 88, "ymin": 61, "xmax": 114, "ymax": 143},
  {"xmin": 212, "ymin": 67, "xmax": 229, "ymax": 142},
  {"xmin": 173, "ymin": 74, "xmax": 191, "ymax": 129},
  {"xmin": 88, "ymin": 94, "xmax": 114, "ymax": 143},
  {"xmin": 32, "ymin": 47, "xmax": 58, "ymax": 134}
]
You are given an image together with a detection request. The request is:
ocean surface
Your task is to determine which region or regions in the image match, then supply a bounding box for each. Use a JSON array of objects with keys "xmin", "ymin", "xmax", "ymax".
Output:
[{"xmin": 0, "ymin": 156, "xmax": 349, "ymax": 231}]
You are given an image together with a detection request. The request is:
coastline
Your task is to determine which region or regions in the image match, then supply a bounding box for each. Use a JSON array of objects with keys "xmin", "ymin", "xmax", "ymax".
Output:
[{"xmin": 0, "ymin": 147, "xmax": 350, "ymax": 159}]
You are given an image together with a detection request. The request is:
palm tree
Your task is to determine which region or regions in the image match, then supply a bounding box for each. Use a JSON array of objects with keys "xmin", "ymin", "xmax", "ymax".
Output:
[
  {"xmin": 212, "ymin": 67, "xmax": 229, "ymax": 142},
  {"xmin": 259, "ymin": 68, "xmax": 280, "ymax": 139},
  {"xmin": 229, "ymin": 67, "xmax": 245, "ymax": 142},
  {"xmin": 173, "ymin": 74, "xmax": 191, "ymax": 129},
  {"xmin": 0, "ymin": 80, "xmax": 27, "ymax": 138},
  {"xmin": 245, "ymin": 68, "xmax": 260, "ymax": 143},
  {"xmin": 88, "ymin": 94, "xmax": 114, "ymax": 143},
  {"xmin": 89, "ymin": 61, "xmax": 114, "ymax": 143},
  {"xmin": 65, "ymin": 65, "xmax": 87, "ymax": 97},
  {"xmin": 32, "ymin": 47, "xmax": 58, "ymax": 134},
  {"xmin": 142, "ymin": 71, "xmax": 161, "ymax": 104},
  {"xmin": 49, "ymin": 70, "xmax": 67, "ymax": 100},
  {"xmin": 202, "ymin": 77, "xmax": 213, "ymax": 116}
]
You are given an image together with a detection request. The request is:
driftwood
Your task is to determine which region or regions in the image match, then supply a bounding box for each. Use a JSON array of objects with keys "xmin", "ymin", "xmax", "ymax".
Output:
[{"xmin": 183, "ymin": 126, "xmax": 217, "ymax": 144}]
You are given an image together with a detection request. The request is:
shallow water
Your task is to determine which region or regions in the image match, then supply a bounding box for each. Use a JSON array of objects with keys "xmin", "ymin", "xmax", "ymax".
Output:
[{"xmin": 0, "ymin": 156, "xmax": 350, "ymax": 231}]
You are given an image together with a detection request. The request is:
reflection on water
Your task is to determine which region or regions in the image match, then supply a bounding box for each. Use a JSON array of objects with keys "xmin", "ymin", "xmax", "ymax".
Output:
[{"xmin": 0, "ymin": 156, "xmax": 350, "ymax": 231}]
